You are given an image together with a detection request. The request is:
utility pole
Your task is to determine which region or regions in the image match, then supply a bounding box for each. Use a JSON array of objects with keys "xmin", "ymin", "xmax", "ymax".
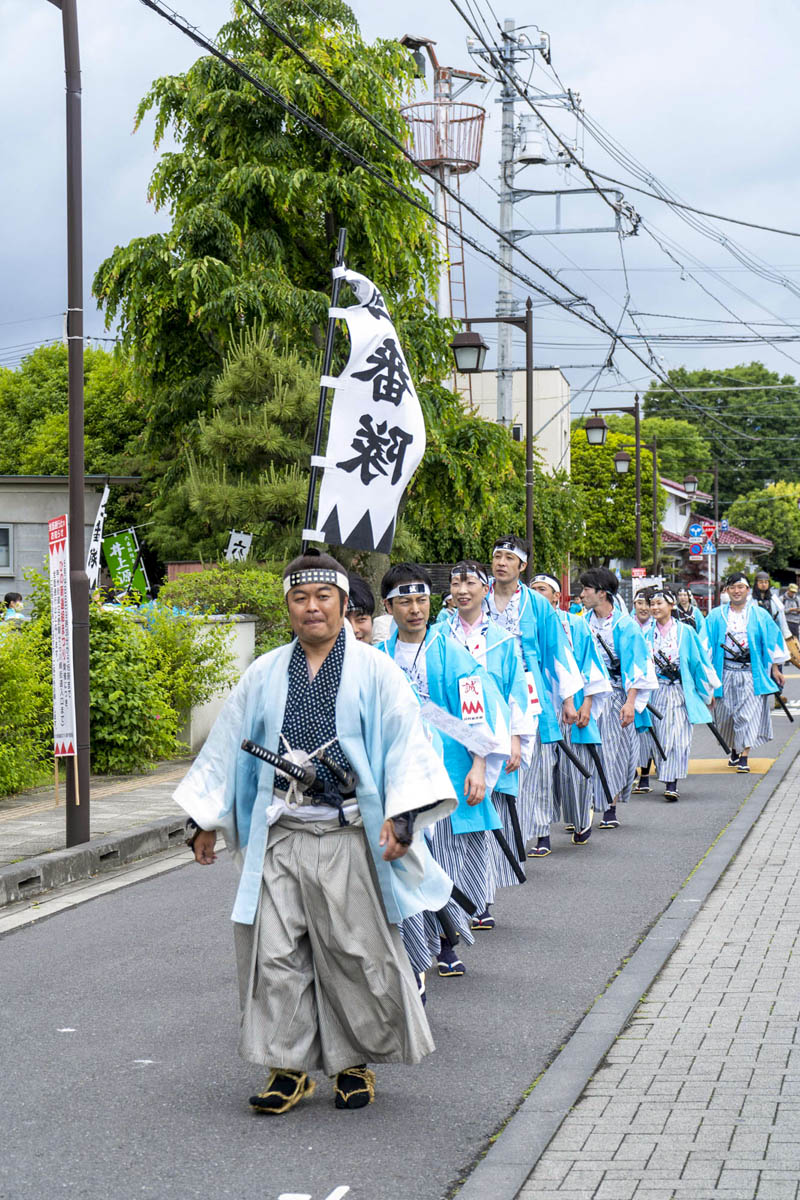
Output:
[{"xmin": 496, "ymin": 18, "xmax": 517, "ymax": 427}]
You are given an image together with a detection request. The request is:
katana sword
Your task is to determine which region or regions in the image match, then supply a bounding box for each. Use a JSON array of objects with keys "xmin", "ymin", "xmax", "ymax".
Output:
[
  {"xmin": 706, "ymin": 721, "xmax": 731, "ymax": 756},
  {"xmin": 586, "ymin": 743, "xmax": 614, "ymax": 809},
  {"xmin": 499, "ymin": 793, "xmax": 526, "ymax": 861},
  {"xmin": 557, "ymin": 738, "xmax": 592, "ymax": 779},
  {"xmin": 435, "ymin": 906, "xmax": 461, "ymax": 947},
  {"xmin": 492, "ymin": 828, "xmax": 527, "ymax": 884},
  {"xmin": 774, "ymin": 691, "xmax": 795, "ymax": 723},
  {"xmin": 646, "ymin": 700, "xmax": 664, "ymax": 720},
  {"xmin": 449, "ymin": 885, "xmax": 477, "ymax": 916},
  {"xmin": 241, "ymin": 738, "xmax": 358, "ymax": 793},
  {"xmin": 597, "ymin": 633, "xmax": 663, "ymax": 720},
  {"xmin": 647, "ymin": 722, "xmax": 666, "ymax": 763}
]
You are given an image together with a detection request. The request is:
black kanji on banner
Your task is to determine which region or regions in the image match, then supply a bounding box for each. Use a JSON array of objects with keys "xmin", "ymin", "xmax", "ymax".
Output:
[
  {"xmin": 352, "ymin": 337, "xmax": 412, "ymax": 405},
  {"xmin": 336, "ymin": 414, "xmax": 414, "ymax": 485}
]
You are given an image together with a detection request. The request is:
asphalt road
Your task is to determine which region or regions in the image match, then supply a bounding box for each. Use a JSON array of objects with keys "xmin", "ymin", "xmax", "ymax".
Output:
[{"xmin": 2, "ymin": 686, "xmax": 799, "ymax": 1200}]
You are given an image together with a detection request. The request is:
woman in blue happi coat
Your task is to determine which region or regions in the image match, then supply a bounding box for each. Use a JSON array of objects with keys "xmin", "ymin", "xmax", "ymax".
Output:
[
  {"xmin": 377, "ymin": 563, "xmax": 511, "ymax": 978},
  {"xmin": 443, "ymin": 560, "xmax": 536, "ymax": 928},
  {"xmin": 640, "ymin": 587, "xmax": 721, "ymax": 802}
]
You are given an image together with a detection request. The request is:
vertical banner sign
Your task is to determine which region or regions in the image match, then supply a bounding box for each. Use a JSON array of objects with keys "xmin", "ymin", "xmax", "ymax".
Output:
[
  {"xmin": 85, "ymin": 483, "xmax": 110, "ymax": 591},
  {"xmin": 48, "ymin": 514, "xmax": 77, "ymax": 758},
  {"xmin": 102, "ymin": 528, "xmax": 149, "ymax": 601},
  {"xmin": 306, "ymin": 268, "xmax": 426, "ymax": 554},
  {"xmin": 224, "ymin": 530, "xmax": 253, "ymax": 562}
]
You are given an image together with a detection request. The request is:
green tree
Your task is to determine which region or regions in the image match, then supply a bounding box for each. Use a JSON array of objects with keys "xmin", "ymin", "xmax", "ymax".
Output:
[
  {"xmin": 726, "ymin": 481, "xmax": 800, "ymax": 572},
  {"xmin": 570, "ymin": 426, "xmax": 666, "ymax": 566},
  {"xmin": 643, "ymin": 363, "xmax": 800, "ymax": 505},
  {"xmin": 600, "ymin": 414, "xmax": 713, "ymax": 494}
]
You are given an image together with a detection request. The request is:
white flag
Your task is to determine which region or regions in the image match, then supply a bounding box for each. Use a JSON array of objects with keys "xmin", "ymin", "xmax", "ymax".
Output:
[
  {"xmin": 86, "ymin": 483, "xmax": 110, "ymax": 591},
  {"xmin": 306, "ymin": 268, "xmax": 426, "ymax": 554},
  {"xmin": 48, "ymin": 514, "xmax": 77, "ymax": 757}
]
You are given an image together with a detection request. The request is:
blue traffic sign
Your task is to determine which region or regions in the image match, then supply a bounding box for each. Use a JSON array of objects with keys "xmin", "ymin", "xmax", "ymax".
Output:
[
  {"xmin": 703, "ymin": 539, "xmax": 717, "ymax": 555},
  {"xmin": 688, "ymin": 523, "xmax": 703, "ymax": 538},
  {"xmin": 720, "ymin": 518, "xmax": 729, "ymax": 532},
  {"xmin": 689, "ymin": 542, "xmax": 703, "ymax": 557}
]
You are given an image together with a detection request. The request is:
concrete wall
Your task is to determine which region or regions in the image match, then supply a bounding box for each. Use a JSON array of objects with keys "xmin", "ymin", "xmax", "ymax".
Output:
[
  {"xmin": 179, "ymin": 615, "xmax": 257, "ymax": 753},
  {"xmin": 454, "ymin": 367, "xmax": 571, "ymax": 473},
  {"xmin": 0, "ymin": 480, "xmax": 102, "ymax": 599}
]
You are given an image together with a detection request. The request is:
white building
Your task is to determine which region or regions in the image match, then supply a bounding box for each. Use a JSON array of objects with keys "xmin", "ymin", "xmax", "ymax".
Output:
[{"xmin": 454, "ymin": 367, "xmax": 571, "ymax": 474}]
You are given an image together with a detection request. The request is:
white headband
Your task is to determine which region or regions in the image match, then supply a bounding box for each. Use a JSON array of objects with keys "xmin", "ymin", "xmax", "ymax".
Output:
[
  {"xmin": 283, "ymin": 568, "xmax": 350, "ymax": 596},
  {"xmin": 385, "ymin": 581, "xmax": 431, "ymax": 601},
  {"xmin": 532, "ymin": 573, "xmax": 561, "ymax": 594},
  {"xmin": 450, "ymin": 565, "xmax": 489, "ymax": 586},
  {"xmin": 492, "ymin": 540, "xmax": 528, "ymax": 564}
]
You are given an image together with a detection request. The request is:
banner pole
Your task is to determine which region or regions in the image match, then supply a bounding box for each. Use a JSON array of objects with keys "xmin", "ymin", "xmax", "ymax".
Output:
[
  {"xmin": 301, "ymin": 226, "xmax": 347, "ymax": 554},
  {"xmin": 73, "ymin": 753, "xmax": 80, "ymax": 806},
  {"xmin": 54, "ymin": 759, "xmax": 60, "ymax": 808}
]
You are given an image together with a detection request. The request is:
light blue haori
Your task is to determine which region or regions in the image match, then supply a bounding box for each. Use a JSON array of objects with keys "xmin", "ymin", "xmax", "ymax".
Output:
[
  {"xmin": 586, "ymin": 606, "xmax": 657, "ymax": 732},
  {"xmin": 705, "ymin": 599, "xmax": 788, "ymax": 697},
  {"xmin": 556, "ymin": 607, "xmax": 611, "ymax": 745},
  {"xmin": 442, "ymin": 607, "xmax": 534, "ymax": 795},
  {"xmin": 643, "ymin": 619, "xmax": 720, "ymax": 725},
  {"xmin": 379, "ymin": 625, "xmax": 509, "ymax": 835},
  {"xmin": 487, "ymin": 581, "xmax": 584, "ymax": 743},
  {"xmin": 174, "ymin": 626, "xmax": 457, "ymax": 926}
]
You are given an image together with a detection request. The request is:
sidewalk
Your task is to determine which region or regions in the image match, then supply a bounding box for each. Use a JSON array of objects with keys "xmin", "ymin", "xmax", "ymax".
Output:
[{"xmin": 517, "ymin": 757, "xmax": 800, "ymax": 1199}]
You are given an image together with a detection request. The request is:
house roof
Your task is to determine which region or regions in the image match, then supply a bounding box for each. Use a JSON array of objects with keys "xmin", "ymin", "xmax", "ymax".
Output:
[
  {"xmin": 660, "ymin": 476, "xmax": 713, "ymax": 503},
  {"xmin": 661, "ymin": 519, "xmax": 773, "ymax": 552}
]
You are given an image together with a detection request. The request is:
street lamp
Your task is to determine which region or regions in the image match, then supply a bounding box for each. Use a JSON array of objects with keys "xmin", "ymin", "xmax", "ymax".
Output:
[
  {"xmin": 449, "ymin": 297, "xmax": 535, "ymax": 579},
  {"xmin": 583, "ymin": 393, "xmax": 659, "ymax": 571},
  {"xmin": 683, "ymin": 475, "xmax": 698, "ymax": 496},
  {"xmin": 613, "ymin": 450, "xmax": 631, "ymax": 474}
]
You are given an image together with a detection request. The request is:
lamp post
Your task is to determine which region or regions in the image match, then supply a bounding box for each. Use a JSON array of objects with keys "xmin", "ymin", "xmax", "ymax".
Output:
[
  {"xmin": 451, "ymin": 296, "xmax": 534, "ymax": 580},
  {"xmin": 683, "ymin": 465, "xmax": 719, "ymax": 606},
  {"xmin": 582, "ymin": 394, "xmax": 660, "ymax": 572},
  {"xmin": 46, "ymin": 0, "xmax": 90, "ymax": 844}
]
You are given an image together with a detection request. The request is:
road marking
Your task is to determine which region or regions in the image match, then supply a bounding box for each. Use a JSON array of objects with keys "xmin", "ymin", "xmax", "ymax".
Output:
[
  {"xmin": 688, "ymin": 757, "xmax": 773, "ymax": 775},
  {"xmin": 0, "ymin": 848, "xmax": 189, "ymax": 937}
]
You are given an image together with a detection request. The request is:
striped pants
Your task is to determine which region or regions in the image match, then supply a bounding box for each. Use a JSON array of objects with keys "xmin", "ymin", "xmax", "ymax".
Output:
[
  {"xmin": 517, "ymin": 732, "xmax": 558, "ymax": 840},
  {"xmin": 488, "ymin": 791, "xmax": 527, "ymax": 896},
  {"xmin": 639, "ymin": 682, "xmax": 693, "ymax": 782},
  {"xmin": 716, "ymin": 665, "xmax": 773, "ymax": 753},
  {"xmin": 555, "ymin": 716, "xmax": 594, "ymax": 832},
  {"xmin": 594, "ymin": 684, "xmax": 638, "ymax": 808},
  {"xmin": 428, "ymin": 815, "xmax": 490, "ymax": 921}
]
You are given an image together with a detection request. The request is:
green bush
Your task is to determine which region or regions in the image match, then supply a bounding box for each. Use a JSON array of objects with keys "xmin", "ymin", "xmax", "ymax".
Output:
[
  {"xmin": 143, "ymin": 603, "xmax": 236, "ymax": 721},
  {"xmin": 158, "ymin": 562, "xmax": 291, "ymax": 655},
  {"xmin": 0, "ymin": 621, "xmax": 53, "ymax": 795},
  {"xmin": 88, "ymin": 603, "xmax": 179, "ymax": 773}
]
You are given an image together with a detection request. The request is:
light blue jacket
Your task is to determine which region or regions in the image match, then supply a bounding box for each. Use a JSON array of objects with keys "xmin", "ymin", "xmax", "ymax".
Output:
[
  {"xmin": 644, "ymin": 620, "xmax": 719, "ymax": 725},
  {"xmin": 705, "ymin": 601, "xmax": 788, "ymax": 697}
]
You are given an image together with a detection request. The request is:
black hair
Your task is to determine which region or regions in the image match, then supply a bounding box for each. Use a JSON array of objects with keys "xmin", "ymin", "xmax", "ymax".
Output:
[
  {"xmin": 283, "ymin": 552, "xmax": 348, "ymax": 614},
  {"xmin": 725, "ymin": 571, "xmax": 749, "ymax": 587},
  {"xmin": 346, "ymin": 573, "xmax": 375, "ymax": 616},
  {"xmin": 4, "ymin": 592, "xmax": 22, "ymax": 608},
  {"xmin": 578, "ymin": 566, "xmax": 618, "ymax": 597},
  {"xmin": 380, "ymin": 562, "xmax": 432, "ymax": 600},
  {"xmin": 634, "ymin": 585, "xmax": 657, "ymax": 603},
  {"xmin": 450, "ymin": 559, "xmax": 489, "ymax": 583},
  {"xmin": 491, "ymin": 534, "xmax": 527, "ymax": 556}
]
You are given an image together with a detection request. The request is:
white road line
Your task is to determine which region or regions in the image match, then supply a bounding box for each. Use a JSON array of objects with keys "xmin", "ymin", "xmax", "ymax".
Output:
[{"xmin": 0, "ymin": 848, "xmax": 190, "ymax": 936}]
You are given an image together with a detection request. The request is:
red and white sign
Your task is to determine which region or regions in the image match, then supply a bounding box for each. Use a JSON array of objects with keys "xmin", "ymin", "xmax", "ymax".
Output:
[
  {"xmin": 524, "ymin": 670, "xmax": 543, "ymax": 716},
  {"xmin": 631, "ymin": 567, "xmax": 647, "ymax": 578},
  {"xmin": 458, "ymin": 676, "xmax": 486, "ymax": 725},
  {"xmin": 48, "ymin": 514, "xmax": 76, "ymax": 757},
  {"xmin": 702, "ymin": 521, "xmax": 716, "ymax": 539}
]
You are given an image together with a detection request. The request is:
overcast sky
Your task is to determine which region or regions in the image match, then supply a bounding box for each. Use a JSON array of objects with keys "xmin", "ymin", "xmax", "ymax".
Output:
[{"xmin": 3, "ymin": 0, "xmax": 800, "ymax": 418}]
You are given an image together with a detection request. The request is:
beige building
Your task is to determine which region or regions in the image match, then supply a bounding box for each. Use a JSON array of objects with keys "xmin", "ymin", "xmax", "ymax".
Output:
[{"xmin": 454, "ymin": 367, "xmax": 571, "ymax": 473}]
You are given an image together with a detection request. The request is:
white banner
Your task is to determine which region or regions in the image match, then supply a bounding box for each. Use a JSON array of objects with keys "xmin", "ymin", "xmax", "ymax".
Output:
[
  {"xmin": 86, "ymin": 483, "xmax": 110, "ymax": 591},
  {"xmin": 225, "ymin": 530, "xmax": 253, "ymax": 562},
  {"xmin": 308, "ymin": 268, "xmax": 426, "ymax": 553},
  {"xmin": 48, "ymin": 514, "xmax": 77, "ymax": 758}
]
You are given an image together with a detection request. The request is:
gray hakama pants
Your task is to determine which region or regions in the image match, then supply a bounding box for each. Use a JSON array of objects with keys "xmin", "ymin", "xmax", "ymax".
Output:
[
  {"xmin": 594, "ymin": 683, "xmax": 638, "ymax": 808},
  {"xmin": 716, "ymin": 664, "xmax": 773, "ymax": 753},
  {"xmin": 234, "ymin": 817, "xmax": 434, "ymax": 1076},
  {"xmin": 639, "ymin": 682, "xmax": 693, "ymax": 782},
  {"xmin": 555, "ymin": 715, "xmax": 594, "ymax": 832},
  {"xmin": 518, "ymin": 732, "xmax": 558, "ymax": 840}
]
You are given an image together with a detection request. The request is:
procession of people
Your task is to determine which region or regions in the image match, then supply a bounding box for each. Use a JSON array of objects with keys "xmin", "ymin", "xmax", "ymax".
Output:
[{"xmin": 174, "ymin": 542, "xmax": 791, "ymax": 1118}]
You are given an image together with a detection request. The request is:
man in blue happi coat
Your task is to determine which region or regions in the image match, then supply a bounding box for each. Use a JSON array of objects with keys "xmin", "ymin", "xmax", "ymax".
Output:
[
  {"xmin": 486, "ymin": 535, "xmax": 584, "ymax": 858},
  {"xmin": 705, "ymin": 571, "xmax": 788, "ymax": 772},
  {"xmin": 175, "ymin": 553, "xmax": 457, "ymax": 1115},
  {"xmin": 377, "ymin": 563, "xmax": 510, "ymax": 977}
]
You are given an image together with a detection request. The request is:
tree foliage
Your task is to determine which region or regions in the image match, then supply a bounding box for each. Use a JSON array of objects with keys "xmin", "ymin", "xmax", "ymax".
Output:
[
  {"xmin": 643, "ymin": 363, "xmax": 800, "ymax": 506},
  {"xmin": 570, "ymin": 427, "xmax": 666, "ymax": 566},
  {"xmin": 726, "ymin": 481, "xmax": 800, "ymax": 572},
  {"xmin": 600, "ymin": 414, "xmax": 713, "ymax": 493}
]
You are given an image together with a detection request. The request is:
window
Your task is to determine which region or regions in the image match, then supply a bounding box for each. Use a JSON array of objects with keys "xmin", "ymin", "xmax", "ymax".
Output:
[{"xmin": 0, "ymin": 525, "xmax": 12, "ymax": 575}]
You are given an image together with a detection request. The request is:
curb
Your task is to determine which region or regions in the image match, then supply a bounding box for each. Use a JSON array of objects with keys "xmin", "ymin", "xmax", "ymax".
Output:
[
  {"xmin": 0, "ymin": 817, "xmax": 187, "ymax": 907},
  {"xmin": 455, "ymin": 726, "xmax": 800, "ymax": 1200}
]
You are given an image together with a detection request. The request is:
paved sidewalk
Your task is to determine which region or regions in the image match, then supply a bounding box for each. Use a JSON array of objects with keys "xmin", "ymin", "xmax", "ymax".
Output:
[
  {"xmin": 518, "ymin": 762, "xmax": 800, "ymax": 1199},
  {"xmin": 0, "ymin": 759, "xmax": 191, "ymax": 865}
]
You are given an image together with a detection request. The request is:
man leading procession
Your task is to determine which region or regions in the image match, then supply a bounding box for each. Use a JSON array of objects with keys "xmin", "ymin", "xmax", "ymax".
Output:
[{"xmin": 171, "ymin": 249, "xmax": 793, "ymax": 1118}]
